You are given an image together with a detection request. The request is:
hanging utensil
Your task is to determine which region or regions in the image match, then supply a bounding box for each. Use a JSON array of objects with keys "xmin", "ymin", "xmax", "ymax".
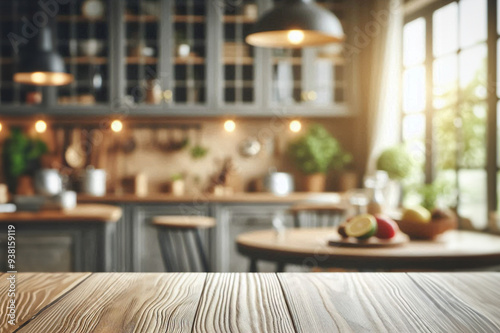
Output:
[
  {"xmin": 190, "ymin": 127, "xmax": 209, "ymax": 159},
  {"xmin": 65, "ymin": 128, "xmax": 86, "ymax": 169},
  {"xmin": 238, "ymin": 137, "xmax": 261, "ymax": 157}
]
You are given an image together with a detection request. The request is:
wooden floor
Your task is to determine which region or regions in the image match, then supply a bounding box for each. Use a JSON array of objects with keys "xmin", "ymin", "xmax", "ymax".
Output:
[{"xmin": 1, "ymin": 272, "xmax": 499, "ymax": 332}]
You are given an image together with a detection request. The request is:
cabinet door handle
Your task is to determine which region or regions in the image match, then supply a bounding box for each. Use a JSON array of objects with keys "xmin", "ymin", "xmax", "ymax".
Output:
[{"xmin": 163, "ymin": 89, "xmax": 173, "ymax": 102}]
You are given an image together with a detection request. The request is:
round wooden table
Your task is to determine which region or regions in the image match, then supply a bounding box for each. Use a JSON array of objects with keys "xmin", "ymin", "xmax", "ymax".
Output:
[{"xmin": 236, "ymin": 228, "xmax": 500, "ymax": 271}]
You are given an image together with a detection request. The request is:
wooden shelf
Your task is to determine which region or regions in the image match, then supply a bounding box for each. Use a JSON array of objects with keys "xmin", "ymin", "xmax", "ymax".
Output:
[
  {"xmin": 58, "ymin": 15, "xmax": 105, "ymax": 23},
  {"xmin": 124, "ymin": 14, "xmax": 158, "ymax": 23},
  {"xmin": 64, "ymin": 57, "xmax": 107, "ymax": 65},
  {"xmin": 174, "ymin": 56, "xmax": 204, "ymax": 65},
  {"xmin": 223, "ymin": 57, "xmax": 253, "ymax": 65},
  {"xmin": 223, "ymin": 15, "xmax": 256, "ymax": 23},
  {"xmin": 174, "ymin": 15, "xmax": 205, "ymax": 23},
  {"xmin": 126, "ymin": 56, "xmax": 158, "ymax": 65}
]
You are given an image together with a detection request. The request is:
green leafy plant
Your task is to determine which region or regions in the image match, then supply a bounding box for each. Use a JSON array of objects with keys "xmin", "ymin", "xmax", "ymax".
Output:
[
  {"xmin": 1, "ymin": 128, "xmax": 48, "ymax": 191},
  {"xmin": 376, "ymin": 145, "xmax": 413, "ymax": 180},
  {"xmin": 190, "ymin": 145, "xmax": 209, "ymax": 160},
  {"xmin": 415, "ymin": 181, "xmax": 451, "ymax": 211},
  {"xmin": 170, "ymin": 173, "xmax": 184, "ymax": 182},
  {"xmin": 288, "ymin": 124, "xmax": 351, "ymax": 174}
]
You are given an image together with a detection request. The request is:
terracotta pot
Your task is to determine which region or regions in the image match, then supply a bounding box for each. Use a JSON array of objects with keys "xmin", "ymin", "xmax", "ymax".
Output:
[
  {"xmin": 304, "ymin": 173, "xmax": 326, "ymax": 192},
  {"xmin": 16, "ymin": 175, "xmax": 35, "ymax": 196},
  {"xmin": 338, "ymin": 171, "xmax": 358, "ymax": 192}
]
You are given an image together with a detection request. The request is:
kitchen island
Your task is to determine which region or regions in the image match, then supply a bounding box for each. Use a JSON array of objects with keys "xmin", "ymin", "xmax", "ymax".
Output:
[
  {"xmin": 78, "ymin": 192, "xmax": 345, "ymax": 272},
  {"xmin": 0, "ymin": 205, "xmax": 122, "ymax": 272},
  {"xmin": 2, "ymin": 272, "xmax": 499, "ymax": 332}
]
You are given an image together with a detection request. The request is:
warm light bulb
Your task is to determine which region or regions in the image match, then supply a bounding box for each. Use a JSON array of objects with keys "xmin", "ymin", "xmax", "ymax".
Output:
[
  {"xmin": 111, "ymin": 120, "xmax": 123, "ymax": 133},
  {"xmin": 289, "ymin": 120, "xmax": 302, "ymax": 133},
  {"xmin": 31, "ymin": 72, "xmax": 47, "ymax": 84},
  {"xmin": 287, "ymin": 30, "xmax": 305, "ymax": 45},
  {"xmin": 35, "ymin": 120, "xmax": 47, "ymax": 133},
  {"xmin": 51, "ymin": 73, "xmax": 66, "ymax": 85},
  {"xmin": 0, "ymin": 123, "xmax": 3, "ymax": 133},
  {"xmin": 224, "ymin": 120, "xmax": 236, "ymax": 132}
]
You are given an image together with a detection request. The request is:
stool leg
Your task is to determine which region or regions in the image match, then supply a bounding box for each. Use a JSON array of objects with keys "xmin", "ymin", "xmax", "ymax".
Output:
[
  {"xmin": 276, "ymin": 262, "xmax": 285, "ymax": 272},
  {"xmin": 183, "ymin": 230, "xmax": 199, "ymax": 272},
  {"xmin": 194, "ymin": 229, "xmax": 210, "ymax": 272},
  {"xmin": 157, "ymin": 230, "xmax": 173, "ymax": 272},
  {"xmin": 249, "ymin": 259, "xmax": 258, "ymax": 272},
  {"xmin": 166, "ymin": 231, "xmax": 180, "ymax": 272}
]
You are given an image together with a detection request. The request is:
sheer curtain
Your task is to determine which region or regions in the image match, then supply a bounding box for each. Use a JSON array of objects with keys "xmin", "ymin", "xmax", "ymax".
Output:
[{"xmin": 363, "ymin": 0, "xmax": 404, "ymax": 174}]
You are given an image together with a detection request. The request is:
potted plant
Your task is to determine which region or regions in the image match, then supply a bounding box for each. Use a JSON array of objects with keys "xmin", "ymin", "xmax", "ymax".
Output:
[
  {"xmin": 170, "ymin": 173, "xmax": 185, "ymax": 196},
  {"xmin": 376, "ymin": 145, "xmax": 413, "ymax": 208},
  {"xmin": 1, "ymin": 128, "xmax": 48, "ymax": 194},
  {"xmin": 288, "ymin": 124, "xmax": 350, "ymax": 192}
]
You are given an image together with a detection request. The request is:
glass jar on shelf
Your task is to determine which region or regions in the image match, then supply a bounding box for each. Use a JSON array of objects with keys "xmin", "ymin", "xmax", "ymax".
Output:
[{"xmin": 364, "ymin": 171, "xmax": 389, "ymax": 215}]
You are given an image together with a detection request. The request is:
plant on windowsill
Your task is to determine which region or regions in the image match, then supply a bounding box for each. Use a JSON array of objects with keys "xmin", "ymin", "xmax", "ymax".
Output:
[
  {"xmin": 1, "ymin": 127, "xmax": 48, "ymax": 195},
  {"xmin": 288, "ymin": 124, "xmax": 351, "ymax": 192},
  {"xmin": 376, "ymin": 145, "xmax": 413, "ymax": 208}
]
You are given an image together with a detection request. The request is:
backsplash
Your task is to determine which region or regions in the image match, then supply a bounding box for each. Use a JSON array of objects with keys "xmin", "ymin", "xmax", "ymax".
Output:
[{"xmin": 0, "ymin": 117, "xmax": 359, "ymax": 194}]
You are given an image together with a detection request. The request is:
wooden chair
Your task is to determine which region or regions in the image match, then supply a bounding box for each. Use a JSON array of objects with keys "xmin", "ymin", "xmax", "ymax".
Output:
[
  {"xmin": 152, "ymin": 215, "xmax": 215, "ymax": 272},
  {"xmin": 289, "ymin": 203, "xmax": 348, "ymax": 228}
]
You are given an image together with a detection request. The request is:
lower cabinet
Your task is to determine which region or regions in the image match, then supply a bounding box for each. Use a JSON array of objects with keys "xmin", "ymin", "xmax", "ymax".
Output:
[
  {"xmin": 0, "ymin": 235, "xmax": 72, "ymax": 272},
  {"xmin": 0, "ymin": 201, "xmax": 294, "ymax": 272}
]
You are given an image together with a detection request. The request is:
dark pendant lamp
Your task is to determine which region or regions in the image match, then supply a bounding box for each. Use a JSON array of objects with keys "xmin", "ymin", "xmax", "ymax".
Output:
[
  {"xmin": 246, "ymin": 0, "xmax": 344, "ymax": 48},
  {"xmin": 14, "ymin": 21, "xmax": 73, "ymax": 86}
]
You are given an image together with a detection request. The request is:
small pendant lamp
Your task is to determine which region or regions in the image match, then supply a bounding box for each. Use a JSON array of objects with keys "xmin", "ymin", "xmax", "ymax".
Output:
[{"xmin": 14, "ymin": 22, "xmax": 73, "ymax": 86}]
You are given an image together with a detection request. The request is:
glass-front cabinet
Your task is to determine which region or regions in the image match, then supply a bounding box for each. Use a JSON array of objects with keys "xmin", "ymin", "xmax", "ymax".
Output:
[
  {"xmin": 122, "ymin": 0, "xmax": 209, "ymax": 110},
  {"xmin": 267, "ymin": 0, "xmax": 349, "ymax": 114},
  {"xmin": 0, "ymin": 0, "xmax": 112, "ymax": 108},
  {"xmin": 216, "ymin": 0, "xmax": 262, "ymax": 109},
  {"xmin": 0, "ymin": 0, "xmax": 355, "ymax": 116}
]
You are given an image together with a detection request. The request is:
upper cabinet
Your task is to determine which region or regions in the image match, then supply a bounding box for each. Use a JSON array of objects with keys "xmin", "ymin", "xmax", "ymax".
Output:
[
  {"xmin": 122, "ymin": 0, "xmax": 210, "ymax": 109},
  {"xmin": 266, "ymin": 0, "xmax": 351, "ymax": 115},
  {"xmin": 216, "ymin": 0, "xmax": 262, "ymax": 110},
  {"xmin": 0, "ymin": 0, "xmax": 357, "ymax": 116}
]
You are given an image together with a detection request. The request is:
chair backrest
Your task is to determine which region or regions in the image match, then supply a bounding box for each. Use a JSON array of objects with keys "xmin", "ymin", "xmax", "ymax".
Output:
[
  {"xmin": 289, "ymin": 203, "xmax": 347, "ymax": 228},
  {"xmin": 153, "ymin": 216, "xmax": 215, "ymax": 272}
]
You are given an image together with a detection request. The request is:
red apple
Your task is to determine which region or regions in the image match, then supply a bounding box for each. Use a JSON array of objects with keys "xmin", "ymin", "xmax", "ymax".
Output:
[{"xmin": 375, "ymin": 214, "xmax": 398, "ymax": 239}]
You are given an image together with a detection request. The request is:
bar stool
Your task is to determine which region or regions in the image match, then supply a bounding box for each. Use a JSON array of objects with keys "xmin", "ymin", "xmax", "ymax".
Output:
[
  {"xmin": 289, "ymin": 203, "xmax": 348, "ymax": 228},
  {"xmin": 152, "ymin": 215, "xmax": 215, "ymax": 272}
]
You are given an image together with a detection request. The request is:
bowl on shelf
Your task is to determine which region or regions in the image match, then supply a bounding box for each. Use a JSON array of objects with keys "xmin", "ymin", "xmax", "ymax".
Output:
[
  {"xmin": 396, "ymin": 211, "xmax": 458, "ymax": 240},
  {"xmin": 79, "ymin": 39, "xmax": 104, "ymax": 57}
]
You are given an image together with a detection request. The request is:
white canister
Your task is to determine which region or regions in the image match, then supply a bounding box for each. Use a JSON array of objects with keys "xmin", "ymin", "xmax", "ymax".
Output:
[{"xmin": 82, "ymin": 168, "xmax": 107, "ymax": 196}]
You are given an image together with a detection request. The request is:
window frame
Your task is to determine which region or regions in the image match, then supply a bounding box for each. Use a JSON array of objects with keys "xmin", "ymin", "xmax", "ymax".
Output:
[{"xmin": 402, "ymin": 0, "xmax": 498, "ymax": 230}]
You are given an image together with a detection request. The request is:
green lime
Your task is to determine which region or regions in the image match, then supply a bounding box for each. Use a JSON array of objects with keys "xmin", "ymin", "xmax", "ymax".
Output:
[{"xmin": 345, "ymin": 214, "xmax": 378, "ymax": 239}]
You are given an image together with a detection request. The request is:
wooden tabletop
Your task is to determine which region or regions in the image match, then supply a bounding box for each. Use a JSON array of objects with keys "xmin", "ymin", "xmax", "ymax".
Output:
[
  {"xmin": 237, "ymin": 229, "xmax": 500, "ymax": 270},
  {"xmin": 0, "ymin": 204, "xmax": 122, "ymax": 223},
  {"xmin": 1, "ymin": 272, "xmax": 499, "ymax": 332}
]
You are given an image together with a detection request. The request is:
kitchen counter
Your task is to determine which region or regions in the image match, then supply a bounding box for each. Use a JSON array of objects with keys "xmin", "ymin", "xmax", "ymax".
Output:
[
  {"xmin": 78, "ymin": 192, "xmax": 344, "ymax": 203},
  {"xmin": 0, "ymin": 204, "xmax": 122, "ymax": 272},
  {"xmin": 0, "ymin": 204, "xmax": 122, "ymax": 223},
  {"xmin": 3, "ymin": 272, "xmax": 499, "ymax": 332}
]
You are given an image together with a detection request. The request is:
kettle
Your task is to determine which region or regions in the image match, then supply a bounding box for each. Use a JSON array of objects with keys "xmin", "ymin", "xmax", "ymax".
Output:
[{"xmin": 263, "ymin": 168, "xmax": 294, "ymax": 196}]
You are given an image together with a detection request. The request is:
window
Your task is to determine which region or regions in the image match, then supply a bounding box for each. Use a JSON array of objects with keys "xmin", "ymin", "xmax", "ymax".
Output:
[{"xmin": 402, "ymin": 0, "xmax": 495, "ymax": 229}]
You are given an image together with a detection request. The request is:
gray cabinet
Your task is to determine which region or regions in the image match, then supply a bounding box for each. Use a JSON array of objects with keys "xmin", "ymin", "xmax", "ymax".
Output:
[{"xmin": 0, "ymin": 0, "xmax": 358, "ymax": 117}]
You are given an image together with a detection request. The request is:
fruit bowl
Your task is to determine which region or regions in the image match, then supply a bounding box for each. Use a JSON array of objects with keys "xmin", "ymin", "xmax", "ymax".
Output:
[{"xmin": 396, "ymin": 214, "xmax": 457, "ymax": 240}]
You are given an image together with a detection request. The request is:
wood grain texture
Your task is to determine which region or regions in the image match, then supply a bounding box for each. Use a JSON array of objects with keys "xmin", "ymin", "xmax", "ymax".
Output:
[
  {"xmin": 0, "ymin": 273, "xmax": 90, "ymax": 332},
  {"xmin": 0, "ymin": 204, "xmax": 122, "ymax": 223},
  {"xmin": 408, "ymin": 273, "xmax": 500, "ymax": 332},
  {"xmin": 278, "ymin": 273, "xmax": 500, "ymax": 333},
  {"xmin": 237, "ymin": 229, "xmax": 500, "ymax": 270},
  {"xmin": 17, "ymin": 273, "xmax": 206, "ymax": 333},
  {"xmin": 193, "ymin": 273, "xmax": 295, "ymax": 333}
]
